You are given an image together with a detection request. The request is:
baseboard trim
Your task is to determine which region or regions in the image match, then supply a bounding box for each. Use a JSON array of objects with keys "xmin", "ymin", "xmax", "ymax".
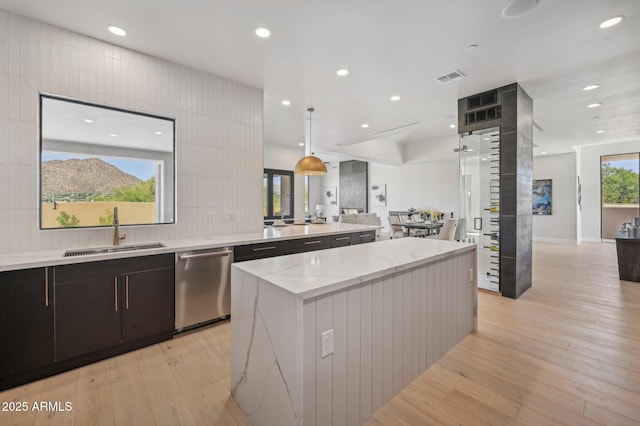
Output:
[
  {"xmin": 580, "ymin": 237, "xmax": 603, "ymax": 243},
  {"xmin": 533, "ymin": 237, "xmax": 577, "ymax": 244}
]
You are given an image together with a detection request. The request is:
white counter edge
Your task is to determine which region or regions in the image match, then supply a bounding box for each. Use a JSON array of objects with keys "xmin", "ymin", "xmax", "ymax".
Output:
[
  {"xmin": 232, "ymin": 238, "xmax": 476, "ymax": 299},
  {"xmin": 0, "ymin": 223, "xmax": 379, "ymax": 272}
]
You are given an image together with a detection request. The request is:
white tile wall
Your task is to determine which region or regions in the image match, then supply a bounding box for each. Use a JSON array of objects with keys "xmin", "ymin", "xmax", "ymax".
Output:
[{"xmin": 0, "ymin": 10, "xmax": 264, "ymax": 254}]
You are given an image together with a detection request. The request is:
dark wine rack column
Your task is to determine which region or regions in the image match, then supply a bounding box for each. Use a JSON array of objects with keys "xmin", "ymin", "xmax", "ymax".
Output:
[{"xmin": 458, "ymin": 84, "xmax": 533, "ymax": 299}]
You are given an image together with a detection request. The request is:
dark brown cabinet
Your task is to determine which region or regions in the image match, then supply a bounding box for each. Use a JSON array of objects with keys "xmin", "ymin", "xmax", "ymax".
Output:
[
  {"xmin": 55, "ymin": 275, "xmax": 122, "ymax": 361},
  {"xmin": 54, "ymin": 254, "xmax": 174, "ymax": 361},
  {"xmin": 290, "ymin": 236, "xmax": 331, "ymax": 252},
  {"xmin": 0, "ymin": 267, "xmax": 54, "ymax": 387},
  {"xmin": 351, "ymin": 230, "xmax": 376, "ymax": 244},
  {"xmin": 330, "ymin": 234, "xmax": 354, "ymax": 248},
  {"xmin": 1, "ymin": 254, "xmax": 174, "ymax": 391},
  {"xmin": 235, "ymin": 230, "xmax": 377, "ymax": 262},
  {"xmin": 234, "ymin": 240, "xmax": 291, "ymax": 262},
  {"xmin": 121, "ymin": 267, "xmax": 174, "ymax": 342}
]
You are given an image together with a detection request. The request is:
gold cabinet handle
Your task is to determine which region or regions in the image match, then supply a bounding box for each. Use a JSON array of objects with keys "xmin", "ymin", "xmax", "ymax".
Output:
[
  {"xmin": 304, "ymin": 240, "xmax": 323, "ymax": 245},
  {"xmin": 253, "ymin": 246, "xmax": 276, "ymax": 251},
  {"xmin": 45, "ymin": 267, "xmax": 49, "ymax": 307},
  {"xmin": 114, "ymin": 277, "xmax": 118, "ymax": 312},
  {"xmin": 125, "ymin": 276, "xmax": 129, "ymax": 310},
  {"xmin": 335, "ymin": 236, "xmax": 351, "ymax": 241}
]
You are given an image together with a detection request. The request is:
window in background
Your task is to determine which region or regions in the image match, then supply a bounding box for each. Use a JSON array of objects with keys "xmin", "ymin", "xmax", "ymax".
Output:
[
  {"xmin": 263, "ymin": 169, "xmax": 294, "ymax": 219},
  {"xmin": 600, "ymin": 153, "xmax": 640, "ymax": 241}
]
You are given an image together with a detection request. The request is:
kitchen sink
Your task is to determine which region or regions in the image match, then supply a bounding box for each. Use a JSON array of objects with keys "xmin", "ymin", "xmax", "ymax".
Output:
[{"xmin": 63, "ymin": 242, "xmax": 166, "ymax": 257}]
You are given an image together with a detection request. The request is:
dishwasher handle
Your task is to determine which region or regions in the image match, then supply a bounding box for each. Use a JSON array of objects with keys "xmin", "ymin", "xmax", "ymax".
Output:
[{"xmin": 178, "ymin": 250, "xmax": 232, "ymax": 261}]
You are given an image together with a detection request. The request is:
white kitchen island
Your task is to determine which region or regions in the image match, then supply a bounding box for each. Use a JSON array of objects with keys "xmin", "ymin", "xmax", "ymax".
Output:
[{"xmin": 230, "ymin": 237, "xmax": 477, "ymax": 426}]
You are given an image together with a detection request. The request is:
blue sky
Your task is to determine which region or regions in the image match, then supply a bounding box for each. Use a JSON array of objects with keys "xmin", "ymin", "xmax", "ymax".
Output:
[
  {"xmin": 42, "ymin": 153, "xmax": 155, "ymax": 180},
  {"xmin": 607, "ymin": 159, "xmax": 640, "ymax": 173}
]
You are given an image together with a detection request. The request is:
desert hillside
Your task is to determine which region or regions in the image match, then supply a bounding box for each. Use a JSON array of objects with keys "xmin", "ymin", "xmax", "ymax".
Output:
[{"xmin": 41, "ymin": 158, "xmax": 141, "ymax": 197}]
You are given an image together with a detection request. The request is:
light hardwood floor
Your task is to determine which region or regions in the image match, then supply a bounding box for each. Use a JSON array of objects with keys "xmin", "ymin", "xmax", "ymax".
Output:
[{"xmin": 1, "ymin": 242, "xmax": 639, "ymax": 425}]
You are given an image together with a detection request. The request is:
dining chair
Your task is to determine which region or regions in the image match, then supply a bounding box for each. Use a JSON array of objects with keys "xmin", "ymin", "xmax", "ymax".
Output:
[
  {"xmin": 398, "ymin": 214, "xmax": 410, "ymax": 223},
  {"xmin": 387, "ymin": 216, "xmax": 406, "ymax": 239},
  {"xmin": 436, "ymin": 219, "xmax": 457, "ymax": 240}
]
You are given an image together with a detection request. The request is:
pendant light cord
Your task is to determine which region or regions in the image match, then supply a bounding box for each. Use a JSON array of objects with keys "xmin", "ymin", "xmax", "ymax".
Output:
[{"xmin": 308, "ymin": 107, "xmax": 314, "ymax": 155}]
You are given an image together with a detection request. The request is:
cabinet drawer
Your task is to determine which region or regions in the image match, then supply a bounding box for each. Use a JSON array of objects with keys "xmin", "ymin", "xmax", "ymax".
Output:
[
  {"xmin": 330, "ymin": 234, "xmax": 354, "ymax": 248},
  {"xmin": 55, "ymin": 254, "xmax": 174, "ymax": 283},
  {"xmin": 290, "ymin": 236, "xmax": 331, "ymax": 253},
  {"xmin": 352, "ymin": 230, "xmax": 376, "ymax": 244},
  {"xmin": 234, "ymin": 240, "xmax": 291, "ymax": 262}
]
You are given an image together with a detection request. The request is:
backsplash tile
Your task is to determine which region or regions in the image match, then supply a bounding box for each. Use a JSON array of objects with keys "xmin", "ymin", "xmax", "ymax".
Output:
[{"xmin": 0, "ymin": 10, "xmax": 264, "ymax": 254}]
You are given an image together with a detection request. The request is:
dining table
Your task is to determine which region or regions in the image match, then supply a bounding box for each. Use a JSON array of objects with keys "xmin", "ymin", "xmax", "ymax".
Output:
[{"xmin": 401, "ymin": 221, "xmax": 444, "ymax": 236}]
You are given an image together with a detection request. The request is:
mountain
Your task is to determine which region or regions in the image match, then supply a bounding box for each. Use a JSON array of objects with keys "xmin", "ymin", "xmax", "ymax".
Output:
[{"xmin": 41, "ymin": 158, "xmax": 141, "ymax": 197}]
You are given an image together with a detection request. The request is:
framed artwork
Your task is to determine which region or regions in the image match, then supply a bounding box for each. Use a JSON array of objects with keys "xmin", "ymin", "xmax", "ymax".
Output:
[
  {"xmin": 325, "ymin": 187, "xmax": 337, "ymax": 206},
  {"xmin": 370, "ymin": 183, "xmax": 386, "ymax": 206},
  {"xmin": 533, "ymin": 179, "xmax": 552, "ymax": 215}
]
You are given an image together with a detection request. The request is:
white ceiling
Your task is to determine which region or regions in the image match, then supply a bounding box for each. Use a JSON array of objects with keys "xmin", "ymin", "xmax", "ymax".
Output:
[
  {"xmin": 42, "ymin": 96, "xmax": 174, "ymax": 152},
  {"xmin": 2, "ymin": 0, "xmax": 639, "ymax": 164}
]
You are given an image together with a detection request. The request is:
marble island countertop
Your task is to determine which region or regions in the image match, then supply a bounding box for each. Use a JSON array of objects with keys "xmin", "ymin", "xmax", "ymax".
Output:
[
  {"xmin": 0, "ymin": 222, "xmax": 378, "ymax": 272},
  {"xmin": 232, "ymin": 237, "xmax": 475, "ymax": 300}
]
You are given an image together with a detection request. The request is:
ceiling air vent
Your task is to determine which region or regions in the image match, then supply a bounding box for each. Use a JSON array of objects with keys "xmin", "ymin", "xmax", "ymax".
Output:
[{"xmin": 435, "ymin": 70, "xmax": 466, "ymax": 85}]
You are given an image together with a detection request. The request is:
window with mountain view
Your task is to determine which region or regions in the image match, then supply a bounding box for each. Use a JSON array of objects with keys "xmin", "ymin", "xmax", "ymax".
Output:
[{"xmin": 40, "ymin": 95, "xmax": 175, "ymax": 229}]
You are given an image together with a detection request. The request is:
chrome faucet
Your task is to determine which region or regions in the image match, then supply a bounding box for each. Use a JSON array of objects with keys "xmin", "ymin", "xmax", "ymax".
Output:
[{"xmin": 112, "ymin": 207, "xmax": 127, "ymax": 245}]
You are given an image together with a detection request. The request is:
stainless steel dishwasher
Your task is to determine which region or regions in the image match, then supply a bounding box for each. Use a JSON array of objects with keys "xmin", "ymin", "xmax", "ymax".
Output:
[{"xmin": 175, "ymin": 247, "xmax": 232, "ymax": 332}]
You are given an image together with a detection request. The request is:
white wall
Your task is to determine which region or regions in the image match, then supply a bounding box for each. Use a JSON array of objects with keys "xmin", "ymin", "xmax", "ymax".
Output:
[
  {"xmin": 0, "ymin": 11, "xmax": 264, "ymax": 254},
  {"xmin": 579, "ymin": 140, "xmax": 640, "ymax": 242},
  {"xmin": 310, "ymin": 158, "xmax": 459, "ymax": 229},
  {"xmin": 309, "ymin": 162, "xmax": 340, "ymax": 220},
  {"xmin": 532, "ymin": 153, "xmax": 577, "ymax": 242},
  {"xmin": 368, "ymin": 161, "xmax": 459, "ymax": 230}
]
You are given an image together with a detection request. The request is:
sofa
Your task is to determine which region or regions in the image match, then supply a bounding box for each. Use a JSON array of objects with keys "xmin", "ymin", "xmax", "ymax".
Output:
[{"xmin": 338, "ymin": 213, "xmax": 382, "ymax": 236}]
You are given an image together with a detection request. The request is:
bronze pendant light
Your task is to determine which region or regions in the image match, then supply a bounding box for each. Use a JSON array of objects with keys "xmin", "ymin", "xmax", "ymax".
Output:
[{"xmin": 294, "ymin": 107, "xmax": 327, "ymax": 175}]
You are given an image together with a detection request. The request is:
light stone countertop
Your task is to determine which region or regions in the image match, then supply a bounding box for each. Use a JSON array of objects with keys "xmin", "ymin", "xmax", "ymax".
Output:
[
  {"xmin": 232, "ymin": 237, "xmax": 475, "ymax": 300},
  {"xmin": 0, "ymin": 223, "xmax": 378, "ymax": 272}
]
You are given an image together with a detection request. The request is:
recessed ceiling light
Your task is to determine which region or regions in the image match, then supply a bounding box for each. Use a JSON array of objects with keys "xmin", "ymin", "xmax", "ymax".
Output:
[
  {"xmin": 281, "ymin": 100, "xmax": 291, "ymax": 106},
  {"xmin": 482, "ymin": 157, "xmax": 488, "ymax": 161},
  {"xmin": 361, "ymin": 123, "xmax": 369, "ymax": 128},
  {"xmin": 541, "ymin": 151, "xmax": 547, "ymax": 155},
  {"xmin": 600, "ymin": 16, "xmax": 624, "ymax": 29},
  {"xmin": 582, "ymin": 84, "xmax": 600, "ymax": 91},
  {"xmin": 83, "ymin": 118, "xmax": 93, "ymax": 123},
  {"xmin": 593, "ymin": 116, "xmax": 600, "ymax": 120},
  {"xmin": 390, "ymin": 95, "xmax": 400, "ymax": 102},
  {"xmin": 587, "ymin": 103, "xmax": 602, "ymax": 108},
  {"xmin": 483, "ymin": 137, "xmax": 491, "ymax": 141},
  {"xmin": 109, "ymin": 134, "xmax": 119, "ymax": 137},
  {"xmin": 298, "ymin": 142, "xmax": 304, "ymax": 146},
  {"xmin": 155, "ymin": 131, "xmax": 163, "ymax": 135},
  {"xmin": 466, "ymin": 44, "xmax": 478, "ymax": 51},
  {"xmin": 449, "ymin": 124, "xmax": 456, "ymax": 129},
  {"xmin": 336, "ymin": 69, "xmax": 349, "ymax": 76},
  {"xmin": 107, "ymin": 25, "xmax": 127, "ymax": 37},
  {"xmin": 255, "ymin": 27, "xmax": 271, "ymax": 38},
  {"xmin": 595, "ymin": 130, "xmax": 606, "ymax": 134},
  {"xmin": 466, "ymin": 148, "xmax": 474, "ymax": 152},
  {"xmin": 501, "ymin": 0, "xmax": 540, "ymax": 19}
]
